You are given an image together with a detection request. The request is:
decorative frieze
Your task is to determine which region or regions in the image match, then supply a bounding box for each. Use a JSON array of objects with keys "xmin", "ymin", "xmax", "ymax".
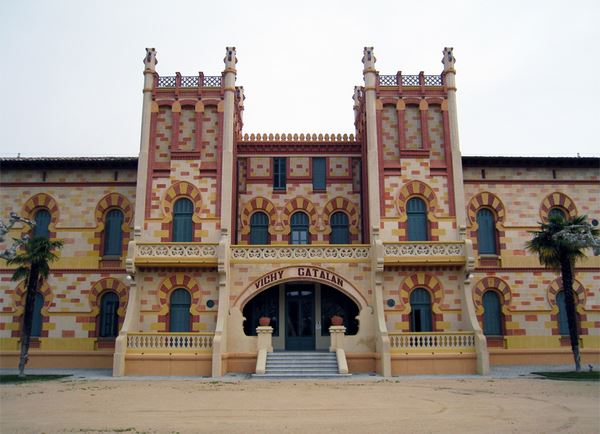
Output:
[
  {"xmin": 134, "ymin": 243, "xmax": 218, "ymax": 267},
  {"xmin": 384, "ymin": 242, "xmax": 464, "ymax": 257},
  {"xmin": 230, "ymin": 244, "xmax": 370, "ymax": 262}
]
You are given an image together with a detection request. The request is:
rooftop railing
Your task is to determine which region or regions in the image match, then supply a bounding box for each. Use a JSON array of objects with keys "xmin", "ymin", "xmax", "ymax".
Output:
[
  {"xmin": 156, "ymin": 74, "xmax": 222, "ymax": 88},
  {"xmin": 378, "ymin": 72, "xmax": 444, "ymax": 87}
]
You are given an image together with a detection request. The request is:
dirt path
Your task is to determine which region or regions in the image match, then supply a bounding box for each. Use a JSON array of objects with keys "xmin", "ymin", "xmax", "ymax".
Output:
[{"xmin": 1, "ymin": 377, "xmax": 598, "ymax": 433}]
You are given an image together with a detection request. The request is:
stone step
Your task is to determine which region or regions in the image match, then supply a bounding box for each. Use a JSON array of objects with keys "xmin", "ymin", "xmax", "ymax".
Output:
[
  {"xmin": 258, "ymin": 351, "xmax": 348, "ymax": 379},
  {"xmin": 253, "ymin": 373, "xmax": 352, "ymax": 379},
  {"xmin": 266, "ymin": 366, "xmax": 339, "ymax": 372},
  {"xmin": 269, "ymin": 355, "xmax": 334, "ymax": 358},
  {"xmin": 267, "ymin": 363, "xmax": 338, "ymax": 368}
]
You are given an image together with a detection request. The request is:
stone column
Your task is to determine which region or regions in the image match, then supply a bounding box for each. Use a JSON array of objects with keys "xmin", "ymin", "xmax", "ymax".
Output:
[
  {"xmin": 212, "ymin": 48, "xmax": 237, "ymax": 376},
  {"xmin": 329, "ymin": 325, "xmax": 346, "ymax": 351},
  {"xmin": 362, "ymin": 47, "xmax": 381, "ymax": 233},
  {"xmin": 133, "ymin": 48, "xmax": 157, "ymax": 240},
  {"xmin": 329, "ymin": 325, "xmax": 349, "ymax": 375},
  {"xmin": 255, "ymin": 326, "xmax": 273, "ymax": 375},
  {"xmin": 442, "ymin": 47, "xmax": 467, "ymax": 239},
  {"xmin": 362, "ymin": 47, "xmax": 391, "ymax": 377},
  {"xmin": 220, "ymin": 47, "xmax": 237, "ymax": 235}
]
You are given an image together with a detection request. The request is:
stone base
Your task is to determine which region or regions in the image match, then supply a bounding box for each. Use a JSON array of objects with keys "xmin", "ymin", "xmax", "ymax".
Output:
[
  {"xmin": 124, "ymin": 353, "xmax": 212, "ymax": 376},
  {"xmin": 391, "ymin": 353, "xmax": 477, "ymax": 375},
  {"xmin": 0, "ymin": 351, "xmax": 114, "ymax": 369},
  {"xmin": 489, "ymin": 348, "xmax": 600, "ymax": 366}
]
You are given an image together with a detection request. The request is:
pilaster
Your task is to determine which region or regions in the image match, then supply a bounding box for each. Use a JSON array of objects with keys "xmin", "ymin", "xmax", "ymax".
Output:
[
  {"xmin": 442, "ymin": 47, "xmax": 467, "ymax": 238},
  {"xmin": 133, "ymin": 48, "xmax": 157, "ymax": 240},
  {"xmin": 362, "ymin": 47, "xmax": 381, "ymax": 235},
  {"xmin": 220, "ymin": 47, "xmax": 237, "ymax": 235}
]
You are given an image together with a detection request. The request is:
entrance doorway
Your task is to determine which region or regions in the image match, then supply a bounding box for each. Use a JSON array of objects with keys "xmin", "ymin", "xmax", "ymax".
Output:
[
  {"xmin": 242, "ymin": 281, "xmax": 359, "ymax": 351},
  {"xmin": 285, "ymin": 284, "xmax": 315, "ymax": 351}
]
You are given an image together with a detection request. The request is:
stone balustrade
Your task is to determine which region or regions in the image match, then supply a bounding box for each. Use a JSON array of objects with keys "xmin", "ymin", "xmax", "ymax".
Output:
[
  {"xmin": 230, "ymin": 244, "xmax": 370, "ymax": 262},
  {"xmin": 389, "ymin": 332, "xmax": 475, "ymax": 353},
  {"xmin": 134, "ymin": 242, "xmax": 218, "ymax": 267},
  {"xmin": 126, "ymin": 332, "xmax": 214, "ymax": 353},
  {"xmin": 383, "ymin": 242, "xmax": 465, "ymax": 265},
  {"xmin": 238, "ymin": 132, "xmax": 356, "ymax": 142}
]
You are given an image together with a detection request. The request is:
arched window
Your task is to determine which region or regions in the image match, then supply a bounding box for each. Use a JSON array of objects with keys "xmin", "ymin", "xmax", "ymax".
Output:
[
  {"xmin": 482, "ymin": 291, "xmax": 503, "ymax": 336},
  {"xmin": 169, "ymin": 289, "xmax": 191, "ymax": 332},
  {"xmin": 477, "ymin": 208, "xmax": 497, "ymax": 254},
  {"xmin": 330, "ymin": 212, "xmax": 350, "ymax": 244},
  {"xmin": 173, "ymin": 198, "xmax": 193, "ymax": 242},
  {"xmin": 290, "ymin": 212, "xmax": 309, "ymax": 244},
  {"xmin": 410, "ymin": 288, "xmax": 432, "ymax": 332},
  {"xmin": 407, "ymin": 198, "xmax": 428, "ymax": 241},
  {"xmin": 549, "ymin": 207, "xmax": 567, "ymax": 221},
  {"xmin": 33, "ymin": 209, "xmax": 51, "ymax": 238},
  {"xmin": 99, "ymin": 292, "xmax": 120, "ymax": 338},
  {"xmin": 103, "ymin": 209, "xmax": 124, "ymax": 256},
  {"xmin": 31, "ymin": 292, "xmax": 44, "ymax": 337},
  {"xmin": 250, "ymin": 212, "xmax": 270, "ymax": 245},
  {"xmin": 556, "ymin": 290, "xmax": 571, "ymax": 336}
]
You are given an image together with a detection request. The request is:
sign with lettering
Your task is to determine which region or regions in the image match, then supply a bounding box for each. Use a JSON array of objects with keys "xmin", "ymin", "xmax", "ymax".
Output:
[{"xmin": 253, "ymin": 266, "xmax": 345, "ymax": 291}]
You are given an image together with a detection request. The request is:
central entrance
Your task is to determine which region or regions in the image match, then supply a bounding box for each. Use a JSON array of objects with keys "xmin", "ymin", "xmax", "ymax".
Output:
[
  {"xmin": 242, "ymin": 278, "xmax": 360, "ymax": 351},
  {"xmin": 285, "ymin": 284, "xmax": 315, "ymax": 351}
]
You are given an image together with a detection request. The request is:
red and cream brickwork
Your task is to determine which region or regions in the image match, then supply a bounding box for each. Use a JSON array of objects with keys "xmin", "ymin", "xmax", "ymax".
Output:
[
  {"xmin": 137, "ymin": 270, "xmax": 218, "ymax": 333},
  {"xmin": 1, "ymin": 47, "xmax": 598, "ymax": 376}
]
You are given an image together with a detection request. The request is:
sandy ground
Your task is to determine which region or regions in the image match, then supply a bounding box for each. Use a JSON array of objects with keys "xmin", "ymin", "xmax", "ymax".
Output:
[{"xmin": 1, "ymin": 377, "xmax": 599, "ymax": 433}]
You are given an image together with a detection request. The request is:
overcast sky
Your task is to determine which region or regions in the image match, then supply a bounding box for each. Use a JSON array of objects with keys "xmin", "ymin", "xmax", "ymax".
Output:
[{"xmin": 1, "ymin": 0, "xmax": 599, "ymax": 158}]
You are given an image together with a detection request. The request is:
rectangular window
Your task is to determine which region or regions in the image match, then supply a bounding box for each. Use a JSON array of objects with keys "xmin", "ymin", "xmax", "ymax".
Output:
[
  {"xmin": 273, "ymin": 157, "xmax": 286, "ymax": 190},
  {"xmin": 312, "ymin": 157, "xmax": 326, "ymax": 190}
]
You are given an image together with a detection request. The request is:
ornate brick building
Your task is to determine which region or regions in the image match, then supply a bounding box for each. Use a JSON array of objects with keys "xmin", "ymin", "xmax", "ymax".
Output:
[{"xmin": 1, "ymin": 47, "xmax": 598, "ymax": 376}]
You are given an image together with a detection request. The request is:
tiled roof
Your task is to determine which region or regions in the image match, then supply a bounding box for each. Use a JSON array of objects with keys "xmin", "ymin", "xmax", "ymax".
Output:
[{"xmin": 1, "ymin": 155, "xmax": 598, "ymax": 169}]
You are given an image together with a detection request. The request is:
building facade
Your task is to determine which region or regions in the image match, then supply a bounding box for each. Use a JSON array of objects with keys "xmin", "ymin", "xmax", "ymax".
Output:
[{"xmin": 1, "ymin": 47, "xmax": 598, "ymax": 376}]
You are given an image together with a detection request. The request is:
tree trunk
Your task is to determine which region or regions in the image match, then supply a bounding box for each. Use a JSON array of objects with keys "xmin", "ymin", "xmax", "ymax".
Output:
[
  {"xmin": 560, "ymin": 252, "xmax": 581, "ymax": 372},
  {"xmin": 18, "ymin": 265, "xmax": 40, "ymax": 378}
]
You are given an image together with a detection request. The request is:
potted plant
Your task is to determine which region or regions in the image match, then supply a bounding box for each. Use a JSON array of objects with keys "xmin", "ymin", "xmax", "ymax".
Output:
[
  {"xmin": 258, "ymin": 316, "xmax": 271, "ymax": 326},
  {"xmin": 330, "ymin": 314, "xmax": 344, "ymax": 326}
]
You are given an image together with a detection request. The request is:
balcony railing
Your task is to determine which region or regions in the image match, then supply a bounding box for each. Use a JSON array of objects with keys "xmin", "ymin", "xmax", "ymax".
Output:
[
  {"xmin": 230, "ymin": 244, "xmax": 370, "ymax": 262},
  {"xmin": 389, "ymin": 332, "xmax": 475, "ymax": 353},
  {"xmin": 134, "ymin": 242, "xmax": 218, "ymax": 267},
  {"xmin": 383, "ymin": 242, "xmax": 465, "ymax": 265},
  {"xmin": 126, "ymin": 332, "xmax": 214, "ymax": 353}
]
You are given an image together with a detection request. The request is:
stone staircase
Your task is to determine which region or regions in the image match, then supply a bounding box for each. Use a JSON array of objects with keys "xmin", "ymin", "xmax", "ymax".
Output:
[{"xmin": 252, "ymin": 351, "xmax": 351, "ymax": 379}]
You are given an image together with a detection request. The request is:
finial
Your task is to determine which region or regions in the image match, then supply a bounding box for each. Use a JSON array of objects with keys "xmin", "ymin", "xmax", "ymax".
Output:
[
  {"xmin": 144, "ymin": 48, "xmax": 157, "ymax": 71},
  {"xmin": 353, "ymin": 86, "xmax": 362, "ymax": 106},
  {"xmin": 224, "ymin": 47, "xmax": 237, "ymax": 70},
  {"xmin": 442, "ymin": 47, "xmax": 455, "ymax": 71},
  {"xmin": 362, "ymin": 47, "xmax": 376, "ymax": 70}
]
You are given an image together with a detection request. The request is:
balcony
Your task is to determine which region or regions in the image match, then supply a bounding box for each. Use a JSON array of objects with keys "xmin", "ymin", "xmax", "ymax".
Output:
[
  {"xmin": 383, "ymin": 242, "xmax": 466, "ymax": 266},
  {"xmin": 133, "ymin": 242, "xmax": 218, "ymax": 267},
  {"xmin": 126, "ymin": 332, "xmax": 214, "ymax": 354},
  {"xmin": 230, "ymin": 244, "xmax": 371, "ymax": 263},
  {"xmin": 389, "ymin": 332, "xmax": 475, "ymax": 354}
]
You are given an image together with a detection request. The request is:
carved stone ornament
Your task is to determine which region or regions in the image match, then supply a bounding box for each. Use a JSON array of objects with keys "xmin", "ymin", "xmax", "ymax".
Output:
[
  {"xmin": 442, "ymin": 47, "xmax": 455, "ymax": 69},
  {"xmin": 144, "ymin": 48, "xmax": 157, "ymax": 69},
  {"xmin": 362, "ymin": 46, "xmax": 376, "ymax": 68}
]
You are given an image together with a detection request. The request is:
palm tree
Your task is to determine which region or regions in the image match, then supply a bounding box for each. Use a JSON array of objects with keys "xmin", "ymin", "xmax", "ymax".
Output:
[
  {"xmin": 6, "ymin": 236, "xmax": 63, "ymax": 377},
  {"xmin": 526, "ymin": 215, "xmax": 599, "ymax": 372}
]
